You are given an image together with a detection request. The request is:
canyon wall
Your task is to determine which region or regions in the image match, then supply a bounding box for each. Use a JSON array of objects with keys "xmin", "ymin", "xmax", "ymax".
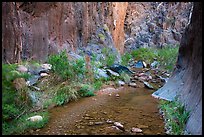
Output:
[
  {"xmin": 2, "ymin": 2, "xmax": 128, "ymax": 63},
  {"xmin": 124, "ymin": 2, "xmax": 192, "ymax": 52},
  {"xmin": 152, "ymin": 2, "xmax": 202, "ymax": 135}
]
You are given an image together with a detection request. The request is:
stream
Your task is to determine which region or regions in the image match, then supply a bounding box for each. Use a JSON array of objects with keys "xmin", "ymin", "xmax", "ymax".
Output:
[{"xmin": 24, "ymin": 85, "xmax": 165, "ymax": 135}]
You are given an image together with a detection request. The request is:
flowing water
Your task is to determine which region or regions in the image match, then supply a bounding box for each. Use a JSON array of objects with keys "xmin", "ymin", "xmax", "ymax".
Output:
[{"xmin": 25, "ymin": 85, "xmax": 165, "ymax": 135}]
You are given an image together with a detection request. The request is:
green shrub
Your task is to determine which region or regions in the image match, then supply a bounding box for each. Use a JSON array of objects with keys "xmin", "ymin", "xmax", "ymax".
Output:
[
  {"xmin": 131, "ymin": 45, "xmax": 179, "ymax": 72},
  {"xmin": 101, "ymin": 47, "xmax": 116, "ymax": 67},
  {"xmin": 48, "ymin": 50, "xmax": 87, "ymax": 81},
  {"xmin": 156, "ymin": 46, "xmax": 179, "ymax": 72},
  {"xmin": 78, "ymin": 84, "xmax": 95, "ymax": 97},
  {"xmin": 121, "ymin": 52, "xmax": 132, "ymax": 66},
  {"xmin": 3, "ymin": 111, "xmax": 49, "ymax": 135},
  {"xmin": 131, "ymin": 47, "xmax": 156, "ymax": 64},
  {"xmin": 2, "ymin": 64, "xmax": 31, "ymax": 122},
  {"xmin": 53, "ymin": 85, "xmax": 79, "ymax": 106},
  {"xmin": 159, "ymin": 99, "xmax": 190, "ymax": 135},
  {"xmin": 48, "ymin": 50, "xmax": 73, "ymax": 80},
  {"xmin": 93, "ymin": 80, "xmax": 103, "ymax": 90}
]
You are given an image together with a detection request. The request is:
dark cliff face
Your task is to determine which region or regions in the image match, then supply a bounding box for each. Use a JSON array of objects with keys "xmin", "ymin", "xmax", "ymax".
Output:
[
  {"xmin": 152, "ymin": 2, "xmax": 202, "ymax": 135},
  {"xmin": 176, "ymin": 2, "xmax": 202, "ymax": 134},
  {"xmin": 2, "ymin": 2, "xmax": 128, "ymax": 63}
]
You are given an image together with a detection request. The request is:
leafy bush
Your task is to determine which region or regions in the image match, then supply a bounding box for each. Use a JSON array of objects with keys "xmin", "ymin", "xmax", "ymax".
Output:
[
  {"xmin": 3, "ymin": 111, "xmax": 49, "ymax": 135},
  {"xmin": 2, "ymin": 64, "xmax": 31, "ymax": 122},
  {"xmin": 101, "ymin": 47, "xmax": 117, "ymax": 67},
  {"xmin": 156, "ymin": 46, "xmax": 179, "ymax": 72},
  {"xmin": 131, "ymin": 47, "xmax": 156, "ymax": 64},
  {"xmin": 131, "ymin": 45, "xmax": 179, "ymax": 72},
  {"xmin": 48, "ymin": 50, "xmax": 72, "ymax": 80},
  {"xmin": 121, "ymin": 52, "xmax": 132, "ymax": 66},
  {"xmin": 159, "ymin": 99, "xmax": 190, "ymax": 135},
  {"xmin": 77, "ymin": 84, "xmax": 95, "ymax": 97},
  {"xmin": 53, "ymin": 85, "xmax": 78, "ymax": 106}
]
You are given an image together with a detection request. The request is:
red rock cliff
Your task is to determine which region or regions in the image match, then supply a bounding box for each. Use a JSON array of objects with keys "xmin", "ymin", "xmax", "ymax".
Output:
[{"xmin": 2, "ymin": 2, "xmax": 128, "ymax": 63}]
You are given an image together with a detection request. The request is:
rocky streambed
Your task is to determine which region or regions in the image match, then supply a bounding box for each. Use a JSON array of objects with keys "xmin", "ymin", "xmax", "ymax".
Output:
[{"xmin": 23, "ymin": 65, "xmax": 168, "ymax": 135}]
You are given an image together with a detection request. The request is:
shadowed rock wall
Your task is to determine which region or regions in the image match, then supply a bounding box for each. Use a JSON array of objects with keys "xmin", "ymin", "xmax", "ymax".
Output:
[{"xmin": 152, "ymin": 2, "xmax": 202, "ymax": 135}]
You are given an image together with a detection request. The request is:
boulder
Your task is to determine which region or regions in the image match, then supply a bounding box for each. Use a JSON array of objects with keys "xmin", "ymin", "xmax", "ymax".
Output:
[
  {"xmin": 17, "ymin": 65, "xmax": 28, "ymax": 73},
  {"xmin": 109, "ymin": 64, "xmax": 134, "ymax": 74}
]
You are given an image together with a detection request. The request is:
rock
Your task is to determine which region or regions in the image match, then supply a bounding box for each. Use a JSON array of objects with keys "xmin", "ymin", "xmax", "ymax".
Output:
[
  {"xmin": 106, "ymin": 69, "xmax": 120, "ymax": 77},
  {"xmin": 114, "ymin": 122, "xmax": 124, "ymax": 131},
  {"xmin": 106, "ymin": 119, "xmax": 114, "ymax": 124},
  {"xmin": 117, "ymin": 80, "xmax": 125, "ymax": 86},
  {"xmin": 105, "ymin": 126, "xmax": 123, "ymax": 133},
  {"xmin": 109, "ymin": 64, "xmax": 134, "ymax": 74},
  {"xmin": 13, "ymin": 78, "xmax": 27, "ymax": 90},
  {"xmin": 135, "ymin": 60, "xmax": 144, "ymax": 68},
  {"xmin": 67, "ymin": 51, "xmax": 83, "ymax": 61},
  {"xmin": 88, "ymin": 121, "xmax": 94, "ymax": 126},
  {"xmin": 31, "ymin": 86, "xmax": 40, "ymax": 91},
  {"xmin": 131, "ymin": 127, "xmax": 143, "ymax": 133},
  {"xmin": 40, "ymin": 73, "xmax": 49, "ymax": 77},
  {"xmin": 116, "ymin": 94, "xmax": 120, "ymax": 97},
  {"xmin": 142, "ymin": 61, "xmax": 147, "ymax": 68},
  {"xmin": 26, "ymin": 75, "xmax": 41, "ymax": 86},
  {"xmin": 137, "ymin": 125, "xmax": 149, "ymax": 129},
  {"xmin": 94, "ymin": 121, "xmax": 104, "ymax": 125},
  {"xmin": 151, "ymin": 60, "xmax": 159, "ymax": 68},
  {"xmin": 26, "ymin": 115, "xmax": 43, "ymax": 122},
  {"xmin": 41, "ymin": 64, "xmax": 52, "ymax": 70},
  {"xmin": 94, "ymin": 68, "xmax": 109, "ymax": 79},
  {"xmin": 17, "ymin": 65, "xmax": 28, "ymax": 73},
  {"xmin": 143, "ymin": 81, "xmax": 154, "ymax": 89},
  {"xmin": 128, "ymin": 82, "xmax": 137, "ymax": 88}
]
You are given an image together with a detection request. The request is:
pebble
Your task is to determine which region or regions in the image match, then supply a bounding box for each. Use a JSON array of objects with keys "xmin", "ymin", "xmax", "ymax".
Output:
[
  {"xmin": 116, "ymin": 94, "xmax": 120, "ymax": 97},
  {"xmin": 128, "ymin": 82, "xmax": 137, "ymax": 87},
  {"xmin": 87, "ymin": 121, "xmax": 94, "ymax": 126},
  {"xmin": 114, "ymin": 122, "xmax": 124, "ymax": 129},
  {"xmin": 40, "ymin": 73, "xmax": 49, "ymax": 77},
  {"xmin": 94, "ymin": 121, "xmax": 104, "ymax": 125},
  {"xmin": 106, "ymin": 119, "xmax": 114, "ymax": 124},
  {"xmin": 137, "ymin": 125, "xmax": 149, "ymax": 129},
  {"xmin": 131, "ymin": 127, "xmax": 142, "ymax": 133}
]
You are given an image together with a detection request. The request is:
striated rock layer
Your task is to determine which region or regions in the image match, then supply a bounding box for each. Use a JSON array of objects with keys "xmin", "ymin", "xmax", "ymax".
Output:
[{"xmin": 2, "ymin": 2, "xmax": 128, "ymax": 63}]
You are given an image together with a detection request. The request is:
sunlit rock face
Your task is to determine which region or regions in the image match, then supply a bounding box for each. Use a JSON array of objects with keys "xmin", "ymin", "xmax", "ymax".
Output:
[
  {"xmin": 2, "ymin": 2, "xmax": 128, "ymax": 63},
  {"xmin": 124, "ymin": 2, "xmax": 193, "ymax": 52}
]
